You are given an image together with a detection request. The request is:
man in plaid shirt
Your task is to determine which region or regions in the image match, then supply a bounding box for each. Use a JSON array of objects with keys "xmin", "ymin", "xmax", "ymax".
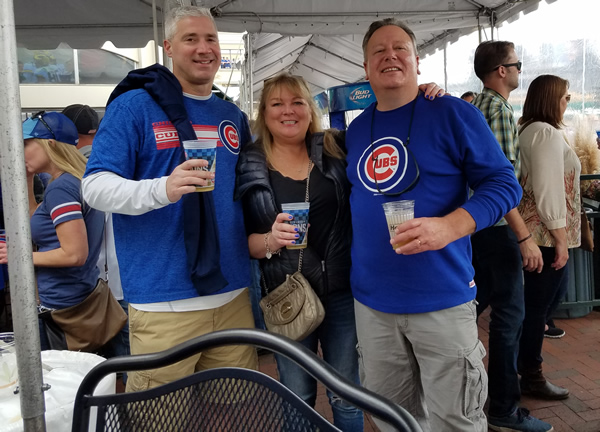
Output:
[{"xmin": 471, "ymin": 41, "xmax": 553, "ymax": 432}]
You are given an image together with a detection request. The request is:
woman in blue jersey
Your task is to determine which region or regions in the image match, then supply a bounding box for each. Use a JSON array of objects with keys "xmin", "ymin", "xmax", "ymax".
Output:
[
  {"xmin": 0, "ymin": 112, "xmax": 104, "ymax": 349},
  {"xmin": 517, "ymin": 75, "xmax": 580, "ymax": 400}
]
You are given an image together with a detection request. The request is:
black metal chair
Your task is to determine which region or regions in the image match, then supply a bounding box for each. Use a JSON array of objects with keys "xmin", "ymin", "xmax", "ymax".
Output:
[{"xmin": 71, "ymin": 328, "xmax": 422, "ymax": 432}]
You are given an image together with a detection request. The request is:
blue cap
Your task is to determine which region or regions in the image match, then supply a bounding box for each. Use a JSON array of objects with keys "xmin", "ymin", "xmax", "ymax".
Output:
[{"xmin": 22, "ymin": 111, "xmax": 79, "ymax": 146}]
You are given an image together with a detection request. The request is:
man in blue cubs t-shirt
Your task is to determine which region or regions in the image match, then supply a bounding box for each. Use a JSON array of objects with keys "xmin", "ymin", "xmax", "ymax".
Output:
[
  {"xmin": 82, "ymin": 6, "xmax": 257, "ymax": 392},
  {"xmin": 346, "ymin": 19, "xmax": 522, "ymax": 432}
]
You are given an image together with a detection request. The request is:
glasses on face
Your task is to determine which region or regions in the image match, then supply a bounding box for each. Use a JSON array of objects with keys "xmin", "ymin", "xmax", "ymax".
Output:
[
  {"xmin": 31, "ymin": 110, "xmax": 56, "ymax": 140},
  {"xmin": 565, "ymin": 94, "xmax": 571, "ymax": 103},
  {"xmin": 493, "ymin": 61, "xmax": 522, "ymax": 72}
]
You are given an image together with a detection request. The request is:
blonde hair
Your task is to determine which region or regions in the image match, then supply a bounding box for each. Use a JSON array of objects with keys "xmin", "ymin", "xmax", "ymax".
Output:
[
  {"xmin": 254, "ymin": 72, "xmax": 344, "ymax": 166},
  {"xmin": 35, "ymin": 139, "xmax": 88, "ymax": 180}
]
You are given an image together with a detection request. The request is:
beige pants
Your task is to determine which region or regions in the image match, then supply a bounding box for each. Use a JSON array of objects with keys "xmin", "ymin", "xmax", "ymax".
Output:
[{"xmin": 126, "ymin": 288, "xmax": 258, "ymax": 392}]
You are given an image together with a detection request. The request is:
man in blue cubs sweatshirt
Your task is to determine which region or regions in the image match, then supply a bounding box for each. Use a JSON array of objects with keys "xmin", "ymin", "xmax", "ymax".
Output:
[
  {"xmin": 346, "ymin": 18, "xmax": 522, "ymax": 432},
  {"xmin": 82, "ymin": 6, "xmax": 257, "ymax": 392}
]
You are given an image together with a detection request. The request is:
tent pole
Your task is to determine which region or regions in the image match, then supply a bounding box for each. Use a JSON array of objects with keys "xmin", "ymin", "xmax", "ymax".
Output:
[
  {"xmin": 245, "ymin": 33, "xmax": 254, "ymax": 118},
  {"xmin": 0, "ymin": 1, "xmax": 47, "ymax": 431},
  {"xmin": 163, "ymin": 0, "xmax": 173, "ymax": 69},
  {"xmin": 152, "ymin": 0, "xmax": 160, "ymax": 63},
  {"xmin": 443, "ymin": 44, "xmax": 448, "ymax": 93}
]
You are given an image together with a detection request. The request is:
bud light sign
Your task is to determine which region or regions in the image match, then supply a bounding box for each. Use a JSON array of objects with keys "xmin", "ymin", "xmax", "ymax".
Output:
[
  {"xmin": 350, "ymin": 88, "xmax": 371, "ymax": 102},
  {"xmin": 328, "ymin": 82, "xmax": 375, "ymax": 112}
]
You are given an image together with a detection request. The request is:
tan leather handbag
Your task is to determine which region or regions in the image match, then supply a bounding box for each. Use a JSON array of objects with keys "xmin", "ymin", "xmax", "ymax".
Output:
[{"xmin": 260, "ymin": 270, "xmax": 325, "ymax": 341}]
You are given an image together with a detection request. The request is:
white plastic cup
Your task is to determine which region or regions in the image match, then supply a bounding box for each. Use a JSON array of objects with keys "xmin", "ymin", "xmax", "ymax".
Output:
[
  {"xmin": 382, "ymin": 200, "xmax": 415, "ymax": 249},
  {"xmin": 281, "ymin": 202, "xmax": 310, "ymax": 249},
  {"xmin": 182, "ymin": 140, "xmax": 217, "ymax": 192}
]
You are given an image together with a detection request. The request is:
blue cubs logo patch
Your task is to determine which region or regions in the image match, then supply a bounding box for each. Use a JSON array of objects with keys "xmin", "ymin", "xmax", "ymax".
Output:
[
  {"xmin": 357, "ymin": 137, "xmax": 409, "ymax": 193},
  {"xmin": 218, "ymin": 120, "xmax": 240, "ymax": 154}
]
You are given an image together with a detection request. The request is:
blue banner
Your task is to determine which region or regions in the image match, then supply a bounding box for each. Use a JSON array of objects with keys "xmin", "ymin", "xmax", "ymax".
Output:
[
  {"xmin": 328, "ymin": 82, "xmax": 375, "ymax": 112},
  {"xmin": 313, "ymin": 92, "xmax": 329, "ymax": 112}
]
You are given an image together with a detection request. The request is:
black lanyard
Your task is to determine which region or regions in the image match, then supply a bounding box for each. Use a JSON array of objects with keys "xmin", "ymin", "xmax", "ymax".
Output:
[{"xmin": 368, "ymin": 95, "xmax": 420, "ymax": 196}]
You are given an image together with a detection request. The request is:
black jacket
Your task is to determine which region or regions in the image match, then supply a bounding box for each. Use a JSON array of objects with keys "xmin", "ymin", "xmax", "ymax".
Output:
[{"xmin": 234, "ymin": 132, "xmax": 352, "ymax": 301}]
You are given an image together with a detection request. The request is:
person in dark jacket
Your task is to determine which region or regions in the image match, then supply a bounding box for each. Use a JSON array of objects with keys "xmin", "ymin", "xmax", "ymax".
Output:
[{"xmin": 235, "ymin": 72, "xmax": 363, "ymax": 431}]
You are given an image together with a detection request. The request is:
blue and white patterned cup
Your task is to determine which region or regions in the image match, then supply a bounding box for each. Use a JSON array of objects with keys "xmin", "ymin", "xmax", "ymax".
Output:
[
  {"xmin": 183, "ymin": 140, "xmax": 217, "ymax": 192},
  {"xmin": 281, "ymin": 202, "xmax": 310, "ymax": 249}
]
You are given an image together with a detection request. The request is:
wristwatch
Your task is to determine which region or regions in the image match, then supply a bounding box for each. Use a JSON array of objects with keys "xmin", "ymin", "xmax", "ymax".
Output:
[{"xmin": 264, "ymin": 231, "xmax": 280, "ymax": 259}]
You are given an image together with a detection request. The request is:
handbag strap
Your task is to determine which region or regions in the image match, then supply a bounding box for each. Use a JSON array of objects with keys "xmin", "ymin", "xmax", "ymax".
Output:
[
  {"xmin": 262, "ymin": 159, "xmax": 313, "ymax": 295},
  {"xmin": 103, "ymin": 214, "xmax": 108, "ymax": 281},
  {"xmin": 298, "ymin": 160, "xmax": 312, "ymax": 273},
  {"xmin": 518, "ymin": 119, "xmax": 534, "ymax": 136}
]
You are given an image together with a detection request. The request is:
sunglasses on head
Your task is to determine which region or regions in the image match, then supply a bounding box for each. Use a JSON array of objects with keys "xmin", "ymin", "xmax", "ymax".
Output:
[
  {"xmin": 493, "ymin": 61, "xmax": 522, "ymax": 72},
  {"xmin": 31, "ymin": 110, "xmax": 56, "ymax": 140}
]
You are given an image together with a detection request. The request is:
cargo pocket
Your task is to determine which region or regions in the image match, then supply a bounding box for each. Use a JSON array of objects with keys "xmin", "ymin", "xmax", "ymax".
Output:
[
  {"xmin": 126, "ymin": 369, "xmax": 152, "ymax": 392},
  {"xmin": 356, "ymin": 342, "xmax": 366, "ymax": 386},
  {"xmin": 463, "ymin": 340, "xmax": 488, "ymax": 419}
]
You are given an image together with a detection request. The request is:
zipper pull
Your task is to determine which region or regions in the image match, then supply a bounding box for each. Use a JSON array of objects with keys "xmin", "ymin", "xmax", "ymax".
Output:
[{"xmin": 321, "ymin": 260, "xmax": 326, "ymax": 272}]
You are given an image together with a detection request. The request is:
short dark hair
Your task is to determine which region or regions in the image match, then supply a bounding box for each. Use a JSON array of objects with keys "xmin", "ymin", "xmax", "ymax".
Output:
[
  {"xmin": 473, "ymin": 41, "xmax": 515, "ymax": 81},
  {"xmin": 519, "ymin": 74, "xmax": 569, "ymax": 129},
  {"xmin": 461, "ymin": 91, "xmax": 477, "ymax": 100},
  {"xmin": 362, "ymin": 18, "xmax": 418, "ymax": 61}
]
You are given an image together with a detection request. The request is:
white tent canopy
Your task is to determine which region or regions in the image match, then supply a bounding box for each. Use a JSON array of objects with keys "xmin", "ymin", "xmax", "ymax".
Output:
[
  {"xmin": 208, "ymin": 0, "xmax": 556, "ymax": 95},
  {"xmin": 14, "ymin": 0, "xmax": 557, "ymax": 98},
  {"xmin": 14, "ymin": 0, "xmax": 159, "ymax": 50}
]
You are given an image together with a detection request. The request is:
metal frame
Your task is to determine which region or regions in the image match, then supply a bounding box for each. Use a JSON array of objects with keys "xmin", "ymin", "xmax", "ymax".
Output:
[{"xmin": 72, "ymin": 328, "xmax": 423, "ymax": 432}]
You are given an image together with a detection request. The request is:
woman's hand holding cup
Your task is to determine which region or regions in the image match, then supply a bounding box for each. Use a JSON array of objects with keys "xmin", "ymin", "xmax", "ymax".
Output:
[{"xmin": 271, "ymin": 212, "xmax": 301, "ymax": 249}]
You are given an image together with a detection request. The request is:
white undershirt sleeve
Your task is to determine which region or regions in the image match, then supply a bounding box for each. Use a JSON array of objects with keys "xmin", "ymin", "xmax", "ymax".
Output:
[{"xmin": 82, "ymin": 171, "xmax": 173, "ymax": 215}]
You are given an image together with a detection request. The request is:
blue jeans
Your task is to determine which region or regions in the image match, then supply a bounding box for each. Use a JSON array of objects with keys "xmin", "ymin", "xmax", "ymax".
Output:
[
  {"xmin": 471, "ymin": 225, "xmax": 524, "ymax": 418},
  {"xmin": 274, "ymin": 289, "xmax": 364, "ymax": 432},
  {"xmin": 102, "ymin": 299, "xmax": 131, "ymax": 357},
  {"xmin": 38, "ymin": 317, "xmax": 51, "ymax": 350},
  {"xmin": 519, "ymin": 246, "xmax": 569, "ymax": 380},
  {"xmin": 249, "ymin": 260, "xmax": 265, "ymax": 330},
  {"xmin": 101, "ymin": 300, "xmax": 131, "ymax": 384}
]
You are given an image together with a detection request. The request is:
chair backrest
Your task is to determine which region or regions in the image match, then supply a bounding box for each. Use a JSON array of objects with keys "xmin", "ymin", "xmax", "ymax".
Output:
[{"xmin": 72, "ymin": 328, "xmax": 422, "ymax": 432}]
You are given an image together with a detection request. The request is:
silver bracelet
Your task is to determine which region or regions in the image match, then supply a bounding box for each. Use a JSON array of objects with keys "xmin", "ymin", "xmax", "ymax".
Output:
[{"xmin": 264, "ymin": 231, "xmax": 281, "ymax": 259}]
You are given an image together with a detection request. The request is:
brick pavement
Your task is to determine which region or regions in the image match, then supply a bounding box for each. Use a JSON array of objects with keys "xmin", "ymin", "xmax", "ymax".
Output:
[{"xmin": 259, "ymin": 309, "xmax": 600, "ymax": 431}]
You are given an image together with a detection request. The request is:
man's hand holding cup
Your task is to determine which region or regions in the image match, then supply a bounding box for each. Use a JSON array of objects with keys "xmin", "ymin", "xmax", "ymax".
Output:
[{"xmin": 166, "ymin": 158, "xmax": 214, "ymax": 203}]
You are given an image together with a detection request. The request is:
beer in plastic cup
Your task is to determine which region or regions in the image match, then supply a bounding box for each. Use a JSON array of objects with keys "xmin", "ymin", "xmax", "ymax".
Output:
[
  {"xmin": 182, "ymin": 140, "xmax": 217, "ymax": 192},
  {"xmin": 281, "ymin": 202, "xmax": 310, "ymax": 249},
  {"xmin": 382, "ymin": 200, "xmax": 415, "ymax": 249}
]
